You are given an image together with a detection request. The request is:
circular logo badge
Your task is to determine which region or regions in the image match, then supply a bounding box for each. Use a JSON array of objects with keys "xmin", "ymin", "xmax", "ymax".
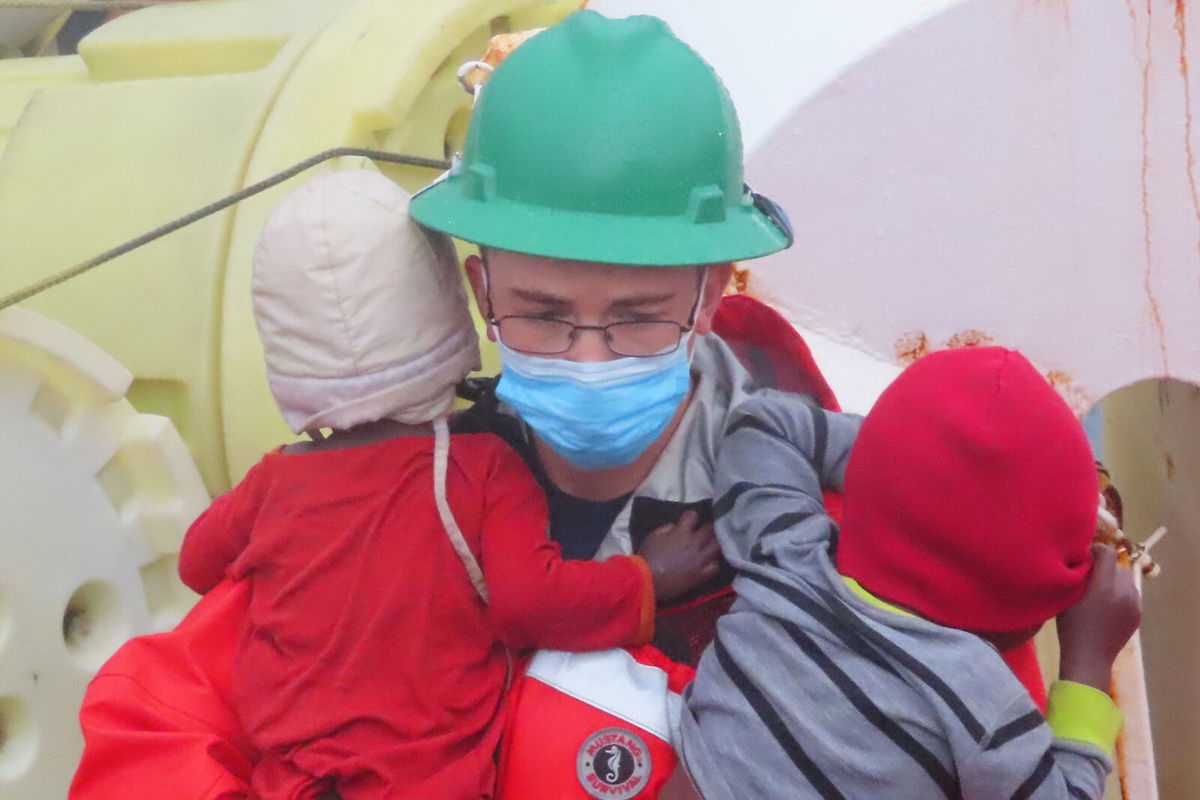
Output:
[{"xmin": 576, "ymin": 727, "xmax": 652, "ymax": 798}]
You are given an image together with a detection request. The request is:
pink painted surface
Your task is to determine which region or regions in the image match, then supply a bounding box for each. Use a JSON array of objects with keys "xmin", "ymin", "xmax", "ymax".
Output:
[
  {"xmin": 594, "ymin": 2, "xmax": 1200, "ymax": 796},
  {"xmin": 739, "ymin": 0, "xmax": 1200, "ymax": 409}
]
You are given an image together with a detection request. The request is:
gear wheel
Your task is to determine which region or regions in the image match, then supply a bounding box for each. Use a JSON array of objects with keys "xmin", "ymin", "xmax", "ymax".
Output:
[{"xmin": 0, "ymin": 306, "xmax": 208, "ymax": 798}]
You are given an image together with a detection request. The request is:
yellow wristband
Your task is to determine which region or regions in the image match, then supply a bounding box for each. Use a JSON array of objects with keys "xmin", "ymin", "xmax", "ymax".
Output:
[{"xmin": 1045, "ymin": 680, "xmax": 1123, "ymax": 757}]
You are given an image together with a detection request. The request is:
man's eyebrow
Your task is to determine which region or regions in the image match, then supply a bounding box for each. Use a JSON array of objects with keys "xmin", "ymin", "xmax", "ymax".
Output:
[
  {"xmin": 510, "ymin": 288, "xmax": 571, "ymax": 306},
  {"xmin": 608, "ymin": 292, "xmax": 678, "ymax": 309},
  {"xmin": 506, "ymin": 288, "xmax": 678, "ymax": 308}
]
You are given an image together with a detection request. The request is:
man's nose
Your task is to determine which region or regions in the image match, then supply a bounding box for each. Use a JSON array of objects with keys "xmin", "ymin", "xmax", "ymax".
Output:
[{"xmin": 562, "ymin": 327, "xmax": 619, "ymax": 362}]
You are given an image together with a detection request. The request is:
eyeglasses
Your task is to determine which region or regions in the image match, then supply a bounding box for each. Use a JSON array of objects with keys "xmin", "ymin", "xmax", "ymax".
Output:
[
  {"xmin": 490, "ymin": 316, "xmax": 692, "ymax": 357},
  {"xmin": 479, "ymin": 252, "xmax": 704, "ymax": 358}
]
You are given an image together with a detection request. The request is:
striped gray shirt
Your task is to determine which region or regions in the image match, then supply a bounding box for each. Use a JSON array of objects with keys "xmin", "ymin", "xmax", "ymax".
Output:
[{"xmin": 678, "ymin": 394, "xmax": 1111, "ymax": 800}]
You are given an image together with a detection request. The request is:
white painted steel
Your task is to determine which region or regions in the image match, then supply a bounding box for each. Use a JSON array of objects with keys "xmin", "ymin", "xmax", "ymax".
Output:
[{"xmin": 0, "ymin": 307, "xmax": 207, "ymax": 798}]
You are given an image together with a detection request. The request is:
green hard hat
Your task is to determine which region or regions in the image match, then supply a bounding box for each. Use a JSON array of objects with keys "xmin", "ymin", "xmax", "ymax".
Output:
[{"xmin": 409, "ymin": 9, "xmax": 791, "ymax": 266}]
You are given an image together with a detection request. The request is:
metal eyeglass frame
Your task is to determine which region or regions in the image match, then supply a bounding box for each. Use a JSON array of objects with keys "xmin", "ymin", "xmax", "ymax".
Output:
[{"xmin": 479, "ymin": 253, "xmax": 703, "ymax": 357}]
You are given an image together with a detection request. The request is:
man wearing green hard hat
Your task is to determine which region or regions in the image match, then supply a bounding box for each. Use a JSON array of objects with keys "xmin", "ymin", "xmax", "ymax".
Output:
[
  {"xmin": 411, "ymin": 11, "xmax": 861, "ymax": 797},
  {"xmin": 412, "ymin": 7, "xmax": 821, "ymax": 553}
]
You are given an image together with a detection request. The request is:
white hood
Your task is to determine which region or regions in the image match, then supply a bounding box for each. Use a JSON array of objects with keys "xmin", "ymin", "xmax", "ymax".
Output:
[{"xmin": 252, "ymin": 169, "xmax": 480, "ymax": 433}]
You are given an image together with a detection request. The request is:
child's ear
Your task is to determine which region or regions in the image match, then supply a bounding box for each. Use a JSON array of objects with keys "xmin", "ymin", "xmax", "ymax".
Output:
[
  {"xmin": 463, "ymin": 254, "xmax": 496, "ymax": 342},
  {"xmin": 691, "ymin": 263, "xmax": 734, "ymax": 336}
]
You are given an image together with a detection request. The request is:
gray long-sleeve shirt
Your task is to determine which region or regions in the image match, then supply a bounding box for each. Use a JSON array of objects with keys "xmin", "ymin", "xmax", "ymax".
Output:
[{"xmin": 678, "ymin": 393, "xmax": 1113, "ymax": 800}]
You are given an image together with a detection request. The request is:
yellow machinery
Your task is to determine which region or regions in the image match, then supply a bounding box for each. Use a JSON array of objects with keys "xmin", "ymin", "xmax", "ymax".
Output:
[
  {"xmin": 0, "ymin": 2, "xmax": 578, "ymax": 796},
  {"xmin": 0, "ymin": 1, "xmax": 1189, "ymax": 797}
]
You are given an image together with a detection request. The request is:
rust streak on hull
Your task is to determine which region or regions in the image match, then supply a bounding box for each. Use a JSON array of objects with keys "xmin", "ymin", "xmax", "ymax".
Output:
[
  {"xmin": 727, "ymin": 265, "xmax": 752, "ymax": 296},
  {"xmin": 1045, "ymin": 370, "xmax": 1093, "ymax": 418},
  {"xmin": 893, "ymin": 331, "xmax": 930, "ymax": 365},
  {"xmin": 1136, "ymin": 0, "xmax": 1171, "ymax": 371},
  {"xmin": 1176, "ymin": 1, "xmax": 1200, "ymax": 293},
  {"xmin": 943, "ymin": 329, "xmax": 995, "ymax": 350}
]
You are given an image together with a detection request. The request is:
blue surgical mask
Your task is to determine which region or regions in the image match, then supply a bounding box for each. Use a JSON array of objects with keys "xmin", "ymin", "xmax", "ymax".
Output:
[{"xmin": 495, "ymin": 340, "xmax": 692, "ymax": 470}]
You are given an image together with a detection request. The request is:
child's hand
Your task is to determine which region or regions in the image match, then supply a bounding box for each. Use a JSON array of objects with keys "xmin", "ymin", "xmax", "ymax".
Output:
[
  {"xmin": 638, "ymin": 510, "xmax": 722, "ymax": 603},
  {"xmin": 1056, "ymin": 543, "xmax": 1143, "ymax": 691}
]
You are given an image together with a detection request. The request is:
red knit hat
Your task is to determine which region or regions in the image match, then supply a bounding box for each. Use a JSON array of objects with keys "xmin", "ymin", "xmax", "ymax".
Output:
[{"xmin": 835, "ymin": 347, "xmax": 1097, "ymax": 634}]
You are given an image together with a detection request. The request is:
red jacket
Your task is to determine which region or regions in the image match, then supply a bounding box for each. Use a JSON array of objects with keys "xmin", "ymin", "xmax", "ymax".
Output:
[{"xmin": 172, "ymin": 433, "xmax": 652, "ymax": 800}]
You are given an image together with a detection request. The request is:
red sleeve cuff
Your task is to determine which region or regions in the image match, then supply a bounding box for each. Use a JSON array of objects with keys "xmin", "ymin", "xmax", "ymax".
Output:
[{"xmin": 627, "ymin": 555, "xmax": 656, "ymax": 645}]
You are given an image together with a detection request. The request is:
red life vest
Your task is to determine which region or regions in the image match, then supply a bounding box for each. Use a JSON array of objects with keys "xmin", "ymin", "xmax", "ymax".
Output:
[{"xmin": 497, "ymin": 646, "xmax": 694, "ymax": 800}]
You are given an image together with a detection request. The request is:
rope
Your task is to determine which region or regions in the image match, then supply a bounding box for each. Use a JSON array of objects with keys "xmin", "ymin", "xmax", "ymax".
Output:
[
  {"xmin": 0, "ymin": 1, "xmax": 163, "ymax": 9},
  {"xmin": 433, "ymin": 416, "xmax": 489, "ymax": 603},
  {"xmin": 0, "ymin": 147, "xmax": 451, "ymax": 311}
]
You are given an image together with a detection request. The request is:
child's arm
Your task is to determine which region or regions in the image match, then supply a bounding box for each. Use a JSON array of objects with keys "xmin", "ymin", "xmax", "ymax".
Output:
[
  {"xmin": 715, "ymin": 394, "xmax": 860, "ymax": 561},
  {"xmin": 957, "ymin": 685, "xmax": 1117, "ymax": 800},
  {"xmin": 959, "ymin": 545, "xmax": 1140, "ymax": 799},
  {"xmin": 810, "ymin": 405, "xmax": 862, "ymax": 492},
  {"xmin": 178, "ymin": 462, "xmax": 265, "ymax": 594},
  {"xmin": 733, "ymin": 391, "xmax": 862, "ymax": 489},
  {"xmin": 479, "ymin": 447, "xmax": 715, "ymax": 652},
  {"xmin": 1056, "ymin": 544, "xmax": 1143, "ymax": 692}
]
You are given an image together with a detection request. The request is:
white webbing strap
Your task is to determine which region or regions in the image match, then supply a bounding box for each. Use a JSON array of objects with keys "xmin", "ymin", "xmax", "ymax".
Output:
[
  {"xmin": 433, "ymin": 416, "xmax": 489, "ymax": 603},
  {"xmin": 525, "ymin": 650, "xmax": 683, "ymax": 746}
]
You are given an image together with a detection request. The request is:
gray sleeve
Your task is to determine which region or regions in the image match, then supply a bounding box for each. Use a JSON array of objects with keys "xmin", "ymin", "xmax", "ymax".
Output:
[
  {"xmin": 959, "ymin": 694, "xmax": 1112, "ymax": 800},
  {"xmin": 813, "ymin": 405, "xmax": 862, "ymax": 491},
  {"xmin": 722, "ymin": 391, "xmax": 861, "ymax": 487},
  {"xmin": 714, "ymin": 393, "xmax": 861, "ymax": 561}
]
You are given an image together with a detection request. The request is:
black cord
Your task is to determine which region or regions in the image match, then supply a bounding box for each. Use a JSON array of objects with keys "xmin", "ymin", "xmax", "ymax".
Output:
[{"xmin": 0, "ymin": 147, "xmax": 451, "ymax": 310}]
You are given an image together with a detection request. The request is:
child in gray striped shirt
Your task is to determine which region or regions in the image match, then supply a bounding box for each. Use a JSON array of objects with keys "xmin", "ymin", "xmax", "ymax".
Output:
[{"xmin": 677, "ymin": 347, "xmax": 1141, "ymax": 800}]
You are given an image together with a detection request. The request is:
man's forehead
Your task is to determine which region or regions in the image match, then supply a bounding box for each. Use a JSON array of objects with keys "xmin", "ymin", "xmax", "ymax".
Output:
[{"xmin": 485, "ymin": 248, "xmax": 701, "ymax": 291}]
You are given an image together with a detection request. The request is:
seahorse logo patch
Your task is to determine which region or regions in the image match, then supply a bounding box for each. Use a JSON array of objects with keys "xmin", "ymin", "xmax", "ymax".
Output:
[{"xmin": 576, "ymin": 727, "xmax": 652, "ymax": 798}]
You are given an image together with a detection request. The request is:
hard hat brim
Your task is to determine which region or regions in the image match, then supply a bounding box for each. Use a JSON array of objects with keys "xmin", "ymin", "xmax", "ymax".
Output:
[{"xmin": 410, "ymin": 176, "xmax": 791, "ymax": 267}]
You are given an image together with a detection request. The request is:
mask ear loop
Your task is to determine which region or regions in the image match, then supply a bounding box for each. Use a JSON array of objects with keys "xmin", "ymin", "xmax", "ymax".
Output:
[
  {"xmin": 686, "ymin": 266, "xmax": 708, "ymax": 330},
  {"xmin": 479, "ymin": 250, "xmax": 501, "ymax": 338},
  {"xmin": 677, "ymin": 266, "xmax": 709, "ymax": 363},
  {"xmin": 479, "ymin": 250, "xmax": 494, "ymax": 318}
]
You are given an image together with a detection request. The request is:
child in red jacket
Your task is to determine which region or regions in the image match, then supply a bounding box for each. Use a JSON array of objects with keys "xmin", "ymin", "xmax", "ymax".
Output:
[{"xmin": 178, "ymin": 170, "xmax": 718, "ymax": 800}]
